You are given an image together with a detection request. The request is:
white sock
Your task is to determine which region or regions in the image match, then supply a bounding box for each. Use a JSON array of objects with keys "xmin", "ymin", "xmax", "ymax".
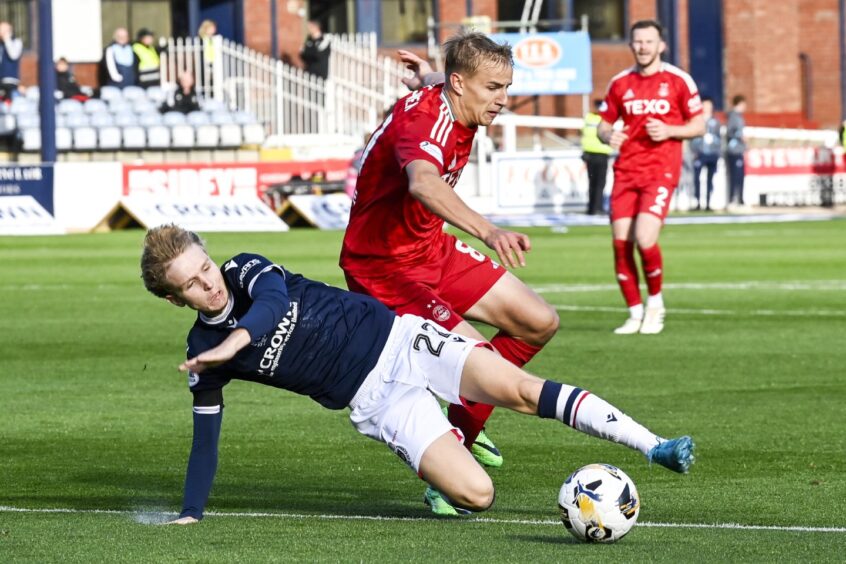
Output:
[
  {"xmin": 628, "ymin": 303, "xmax": 644, "ymax": 319},
  {"xmin": 540, "ymin": 383, "xmax": 660, "ymax": 456},
  {"xmin": 647, "ymin": 293, "xmax": 664, "ymax": 309}
]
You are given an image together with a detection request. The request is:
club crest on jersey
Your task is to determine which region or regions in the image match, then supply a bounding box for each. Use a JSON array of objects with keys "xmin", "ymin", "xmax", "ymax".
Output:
[
  {"xmin": 426, "ymin": 299, "xmax": 451, "ymax": 322},
  {"xmin": 188, "ymin": 371, "xmax": 200, "ymax": 387},
  {"xmin": 623, "ymin": 98, "xmax": 671, "ymax": 115},
  {"xmin": 658, "ymin": 82, "xmax": 670, "ymax": 97},
  {"xmin": 419, "ymin": 141, "xmax": 444, "ymax": 165}
]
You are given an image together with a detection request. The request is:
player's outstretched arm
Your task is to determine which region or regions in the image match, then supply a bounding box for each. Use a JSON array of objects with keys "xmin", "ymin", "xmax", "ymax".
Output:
[
  {"xmin": 397, "ymin": 49, "xmax": 444, "ymax": 90},
  {"xmin": 180, "ymin": 328, "xmax": 251, "ymax": 373},
  {"xmin": 407, "ymin": 160, "xmax": 530, "ymax": 268}
]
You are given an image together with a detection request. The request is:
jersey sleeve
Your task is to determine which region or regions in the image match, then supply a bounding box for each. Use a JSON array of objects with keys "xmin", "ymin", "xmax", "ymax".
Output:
[
  {"xmin": 678, "ymin": 75, "xmax": 703, "ymax": 121},
  {"xmin": 223, "ymin": 253, "xmax": 286, "ymax": 299},
  {"xmin": 599, "ymin": 81, "xmax": 621, "ymax": 124},
  {"xmin": 393, "ymin": 101, "xmax": 449, "ymax": 174},
  {"xmin": 179, "ymin": 387, "xmax": 224, "ymax": 520}
]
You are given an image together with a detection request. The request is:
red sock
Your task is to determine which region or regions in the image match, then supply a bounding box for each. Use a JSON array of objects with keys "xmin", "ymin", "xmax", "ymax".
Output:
[
  {"xmin": 613, "ymin": 239, "xmax": 642, "ymax": 307},
  {"xmin": 449, "ymin": 335, "xmax": 544, "ymax": 447},
  {"xmin": 490, "ymin": 332, "xmax": 543, "ymax": 368},
  {"xmin": 448, "ymin": 401, "xmax": 495, "ymax": 448},
  {"xmin": 638, "ymin": 244, "xmax": 663, "ymax": 296}
]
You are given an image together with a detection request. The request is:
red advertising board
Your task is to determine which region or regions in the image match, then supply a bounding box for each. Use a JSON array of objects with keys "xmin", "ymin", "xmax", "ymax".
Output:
[
  {"xmin": 122, "ymin": 160, "xmax": 349, "ymax": 198},
  {"xmin": 745, "ymin": 147, "xmax": 845, "ymax": 176}
]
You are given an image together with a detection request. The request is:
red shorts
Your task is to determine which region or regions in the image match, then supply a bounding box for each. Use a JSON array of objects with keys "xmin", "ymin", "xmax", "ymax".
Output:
[
  {"xmin": 610, "ymin": 179, "xmax": 676, "ymax": 222},
  {"xmin": 343, "ymin": 234, "xmax": 505, "ymax": 331}
]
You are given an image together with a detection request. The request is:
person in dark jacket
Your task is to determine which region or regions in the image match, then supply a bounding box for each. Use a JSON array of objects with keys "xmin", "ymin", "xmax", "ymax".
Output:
[
  {"xmin": 160, "ymin": 71, "xmax": 201, "ymax": 114},
  {"xmin": 299, "ymin": 19, "xmax": 330, "ymax": 79},
  {"xmin": 55, "ymin": 57, "xmax": 89, "ymax": 101}
]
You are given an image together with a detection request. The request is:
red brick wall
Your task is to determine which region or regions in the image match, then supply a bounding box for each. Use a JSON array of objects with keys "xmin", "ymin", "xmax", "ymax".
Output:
[{"xmin": 797, "ymin": 0, "xmax": 841, "ymax": 126}]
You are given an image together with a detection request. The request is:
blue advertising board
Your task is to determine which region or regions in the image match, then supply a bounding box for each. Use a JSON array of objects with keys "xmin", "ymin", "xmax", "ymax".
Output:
[
  {"xmin": 488, "ymin": 31, "xmax": 593, "ymax": 95},
  {"xmin": 0, "ymin": 165, "xmax": 60, "ymax": 235}
]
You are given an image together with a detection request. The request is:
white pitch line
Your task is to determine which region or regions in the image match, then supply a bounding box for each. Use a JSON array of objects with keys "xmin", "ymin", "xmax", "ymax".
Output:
[
  {"xmin": 534, "ymin": 281, "xmax": 846, "ymax": 293},
  {"xmin": 552, "ymin": 304, "xmax": 846, "ymax": 318},
  {"xmin": 0, "ymin": 505, "xmax": 843, "ymax": 534}
]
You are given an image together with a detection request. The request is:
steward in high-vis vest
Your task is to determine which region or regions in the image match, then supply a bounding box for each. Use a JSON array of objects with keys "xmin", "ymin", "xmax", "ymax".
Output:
[
  {"xmin": 582, "ymin": 100, "xmax": 613, "ymax": 215},
  {"xmin": 133, "ymin": 29, "xmax": 161, "ymax": 89}
]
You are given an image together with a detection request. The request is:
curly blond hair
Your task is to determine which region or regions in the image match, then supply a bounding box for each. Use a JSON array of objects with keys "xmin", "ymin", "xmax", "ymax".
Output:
[{"xmin": 141, "ymin": 224, "xmax": 204, "ymax": 298}]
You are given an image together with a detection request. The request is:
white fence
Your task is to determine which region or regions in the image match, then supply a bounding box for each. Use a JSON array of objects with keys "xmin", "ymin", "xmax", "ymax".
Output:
[{"xmin": 159, "ymin": 33, "xmax": 409, "ymax": 138}]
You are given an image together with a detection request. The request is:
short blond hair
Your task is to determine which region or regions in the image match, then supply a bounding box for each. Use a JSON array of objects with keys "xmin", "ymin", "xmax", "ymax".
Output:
[
  {"xmin": 141, "ymin": 224, "xmax": 204, "ymax": 297},
  {"xmin": 198, "ymin": 19, "xmax": 216, "ymax": 38},
  {"xmin": 444, "ymin": 30, "xmax": 513, "ymax": 79}
]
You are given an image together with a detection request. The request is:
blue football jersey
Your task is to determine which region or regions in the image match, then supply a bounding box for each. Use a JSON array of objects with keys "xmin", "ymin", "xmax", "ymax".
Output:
[{"xmin": 186, "ymin": 253, "xmax": 395, "ymax": 409}]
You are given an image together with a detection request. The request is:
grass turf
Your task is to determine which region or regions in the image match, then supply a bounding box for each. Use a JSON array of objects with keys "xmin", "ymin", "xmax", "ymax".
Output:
[{"xmin": 1, "ymin": 220, "xmax": 844, "ymax": 561}]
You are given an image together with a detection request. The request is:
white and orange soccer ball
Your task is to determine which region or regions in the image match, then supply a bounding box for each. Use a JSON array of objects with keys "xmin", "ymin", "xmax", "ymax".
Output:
[{"xmin": 558, "ymin": 463, "xmax": 640, "ymax": 543}]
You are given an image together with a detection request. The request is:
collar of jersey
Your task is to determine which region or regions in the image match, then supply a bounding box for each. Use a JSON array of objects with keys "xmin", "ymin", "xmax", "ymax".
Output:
[
  {"xmin": 440, "ymin": 90, "xmax": 457, "ymax": 122},
  {"xmin": 199, "ymin": 291, "xmax": 234, "ymax": 326}
]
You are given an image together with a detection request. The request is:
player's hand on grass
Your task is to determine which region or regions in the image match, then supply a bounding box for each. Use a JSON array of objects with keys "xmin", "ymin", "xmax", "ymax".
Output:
[
  {"xmin": 398, "ymin": 49, "xmax": 435, "ymax": 90},
  {"xmin": 483, "ymin": 228, "xmax": 531, "ymax": 268},
  {"xmin": 645, "ymin": 117, "xmax": 671, "ymax": 142},
  {"xmin": 165, "ymin": 516, "xmax": 198, "ymax": 525}
]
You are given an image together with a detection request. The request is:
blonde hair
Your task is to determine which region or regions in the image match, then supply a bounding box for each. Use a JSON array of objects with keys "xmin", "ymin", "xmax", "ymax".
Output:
[
  {"xmin": 444, "ymin": 30, "xmax": 513, "ymax": 79},
  {"xmin": 198, "ymin": 19, "xmax": 217, "ymax": 38},
  {"xmin": 141, "ymin": 224, "xmax": 204, "ymax": 297}
]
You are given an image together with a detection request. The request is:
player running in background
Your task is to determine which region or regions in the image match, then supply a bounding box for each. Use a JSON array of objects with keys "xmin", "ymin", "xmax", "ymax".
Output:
[
  {"xmin": 339, "ymin": 32, "xmax": 560, "ymax": 508},
  {"xmin": 598, "ymin": 20, "xmax": 705, "ymax": 335},
  {"xmin": 140, "ymin": 224, "xmax": 695, "ymax": 523}
]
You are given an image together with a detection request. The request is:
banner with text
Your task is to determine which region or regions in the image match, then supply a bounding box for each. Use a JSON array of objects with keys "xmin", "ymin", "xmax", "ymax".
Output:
[
  {"xmin": 0, "ymin": 165, "xmax": 62, "ymax": 235},
  {"xmin": 487, "ymin": 31, "xmax": 592, "ymax": 95}
]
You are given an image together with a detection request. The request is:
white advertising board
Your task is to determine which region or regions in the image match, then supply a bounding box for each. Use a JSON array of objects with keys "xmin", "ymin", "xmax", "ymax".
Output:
[
  {"xmin": 284, "ymin": 193, "xmax": 351, "ymax": 229},
  {"xmin": 97, "ymin": 197, "xmax": 289, "ymax": 232},
  {"xmin": 0, "ymin": 196, "xmax": 63, "ymax": 235},
  {"xmin": 491, "ymin": 150, "xmax": 591, "ymax": 213}
]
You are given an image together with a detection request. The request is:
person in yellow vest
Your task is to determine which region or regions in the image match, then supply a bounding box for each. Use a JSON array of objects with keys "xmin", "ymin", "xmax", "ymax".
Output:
[
  {"xmin": 581, "ymin": 99, "xmax": 614, "ymax": 215},
  {"xmin": 133, "ymin": 28, "xmax": 161, "ymax": 89},
  {"xmin": 198, "ymin": 19, "xmax": 217, "ymax": 92}
]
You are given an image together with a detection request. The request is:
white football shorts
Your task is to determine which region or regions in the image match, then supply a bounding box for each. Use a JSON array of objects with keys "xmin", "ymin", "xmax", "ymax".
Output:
[{"xmin": 348, "ymin": 314, "xmax": 480, "ymax": 472}]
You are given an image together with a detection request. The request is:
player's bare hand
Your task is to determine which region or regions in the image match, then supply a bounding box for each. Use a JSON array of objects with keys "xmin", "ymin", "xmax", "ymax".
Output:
[
  {"xmin": 645, "ymin": 118, "xmax": 671, "ymax": 142},
  {"xmin": 483, "ymin": 229, "xmax": 531, "ymax": 268},
  {"xmin": 398, "ymin": 49, "xmax": 434, "ymax": 90},
  {"xmin": 607, "ymin": 130, "xmax": 628, "ymax": 151},
  {"xmin": 179, "ymin": 329, "xmax": 250, "ymax": 373},
  {"xmin": 164, "ymin": 516, "xmax": 198, "ymax": 525}
]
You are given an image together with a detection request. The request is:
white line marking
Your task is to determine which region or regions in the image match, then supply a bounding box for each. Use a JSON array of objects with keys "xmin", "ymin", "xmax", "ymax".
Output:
[
  {"xmin": 552, "ymin": 304, "xmax": 846, "ymax": 318},
  {"xmin": 0, "ymin": 506, "xmax": 843, "ymax": 533},
  {"xmin": 533, "ymin": 281, "xmax": 846, "ymax": 293}
]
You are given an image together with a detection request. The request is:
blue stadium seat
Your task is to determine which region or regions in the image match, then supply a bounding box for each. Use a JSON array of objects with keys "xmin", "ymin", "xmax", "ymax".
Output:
[
  {"xmin": 20, "ymin": 127, "xmax": 41, "ymax": 151},
  {"xmin": 133, "ymin": 99, "xmax": 158, "ymax": 114},
  {"xmin": 24, "ymin": 86, "xmax": 39, "ymax": 101},
  {"xmin": 218, "ymin": 123, "xmax": 243, "ymax": 147},
  {"xmin": 210, "ymin": 112, "xmax": 234, "ymax": 125},
  {"xmin": 232, "ymin": 111, "xmax": 258, "ymax": 125},
  {"xmin": 65, "ymin": 113, "xmax": 91, "ymax": 128},
  {"xmin": 84, "ymin": 98, "xmax": 109, "ymax": 115},
  {"xmin": 195, "ymin": 124, "xmax": 220, "ymax": 148},
  {"xmin": 138, "ymin": 112, "xmax": 162, "ymax": 126},
  {"xmin": 187, "ymin": 111, "xmax": 211, "ymax": 126},
  {"xmin": 201, "ymin": 99, "xmax": 226, "ymax": 113},
  {"xmin": 145, "ymin": 85, "xmax": 166, "ymax": 105},
  {"xmin": 0, "ymin": 113, "xmax": 16, "ymax": 136},
  {"xmin": 114, "ymin": 111, "xmax": 139, "ymax": 127},
  {"xmin": 16, "ymin": 113, "xmax": 39, "ymax": 129},
  {"xmin": 108, "ymin": 99, "xmax": 133, "ymax": 114},
  {"xmin": 146, "ymin": 125, "xmax": 171, "ymax": 149},
  {"xmin": 122, "ymin": 125, "xmax": 146, "ymax": 149},
  {"xmin": 99, "ymin": 86, "xmax": 122, "ymax": 102},
  {"xmin": 10, "ymin": 97, "xmax": 37, "ymax": 115},
  {"xmin": 171, "ymin": 124, "xmax": 195, "ymax": 148},
  {"xmin": 56, "ymin": 127, "xmax": 72, "ymax": 151},
  {"xmin": 73, "ymin": 126, "xmax": 97, "ymax": 150},
  {"xmin": 58, "ymin": 98, "xmax": 84, "ymax": 114},
  {"xmin": 98, "ymin": 126, "xmax": 122, "ymax": 150},
  {"xmin": 122, "ymin": 86, "xmax": 146, "ymax": 101},
  {"xmin": 90, "ymin": 112, "xmax": 115, "ymax": 127},
  {"xmin": 163, "ymin": 111, "xmax": 187, "ymax": 126}
]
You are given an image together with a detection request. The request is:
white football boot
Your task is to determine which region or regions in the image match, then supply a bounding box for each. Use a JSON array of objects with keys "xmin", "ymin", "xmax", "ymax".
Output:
[
  {"xmin": 639, "ymin": 307, "xmax": 666, "ymax": 334},
  {"xmin": 613, "ymin": 316, "xmax": 643, "ymax": 334}
]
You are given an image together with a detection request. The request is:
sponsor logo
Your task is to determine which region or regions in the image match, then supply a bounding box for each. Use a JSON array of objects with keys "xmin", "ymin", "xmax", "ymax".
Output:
[
  {"xmin": 419, "ymin": 141, "xmax": 444, "ymax": 166},
  {"xmin": 622, "ymin": 88, "xmax": 635, "ymax": 100},
  {"xmin": 238, "ymin": 258, "xmax": 261, "ymax": 288},
  {"xmin": 658, "ymin": 82, "xmax": 669, "ymax": 97},
  {"xmin": 392, "ymin": 444, "xmax": 413, "ymax": 468},
  {"xmin": 125, "ymin": 167, "xmax": 259, "ymax": 198},
  {"xmin": 513, "ymin": 36, "xmax": 562, "ymax": 68},
  {"xmin": 188, "ymin": 372, "xmax": 199, "ymax": 387},
  {"xmin": 404, "ymin": 88, "xmax": 424, "ymax": 111},
  {"xmin": 688, "ymin": 95, "xmax": 703, "ymax": 112},
  {"xmin": 623, "ymin": 99, "xmax": 671, "ymax": 115},
  {"xmin": 257, "ymin": 301, "xmax": 299, "ymax": 376}
]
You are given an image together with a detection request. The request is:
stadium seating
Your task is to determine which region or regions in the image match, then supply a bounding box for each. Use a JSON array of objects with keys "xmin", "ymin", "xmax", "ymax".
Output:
[{"xmin": 11, "ymin": 84, "xmax": 266, "ymax": 152}]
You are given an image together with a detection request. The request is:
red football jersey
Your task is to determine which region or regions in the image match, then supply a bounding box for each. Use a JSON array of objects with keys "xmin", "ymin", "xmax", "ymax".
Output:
[
  {"xmin": 600, "ymin": 63, "xmax": 702, "ymax": 186},
  {"xmin": 340, "ymin": 84, "xmax": 476, "ymax": 276}
]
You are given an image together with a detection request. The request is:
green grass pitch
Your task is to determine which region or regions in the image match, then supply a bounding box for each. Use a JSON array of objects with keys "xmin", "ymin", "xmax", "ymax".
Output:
[{"xmin": 1, "ymin": 220, "xmax": 844, "ymax": 561}]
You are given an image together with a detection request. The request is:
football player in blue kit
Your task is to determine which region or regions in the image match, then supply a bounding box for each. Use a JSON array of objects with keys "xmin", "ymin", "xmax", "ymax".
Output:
[{"xmin": 140, "ymin": 224, "xmax": 695, "ymax": 524}]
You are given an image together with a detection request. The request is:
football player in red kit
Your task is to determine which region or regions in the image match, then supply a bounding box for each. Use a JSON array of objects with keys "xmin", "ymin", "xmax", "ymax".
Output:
[
  {"xmin": 340, "ymin": 32, "xmax": 559, "ymax": 513},
  {"xmin": 598, "ymin": 20, "xmax": 705, "ymax": 335}
]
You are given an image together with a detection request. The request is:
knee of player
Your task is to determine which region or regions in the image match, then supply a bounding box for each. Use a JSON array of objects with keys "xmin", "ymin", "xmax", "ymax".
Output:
[
  {"xmin": 531, "ymin": 305, "xmax": 560, "ymax": 344},
  {"xmin": 458, "ymin": 478, "xmax": 495, "ymax": 512}
]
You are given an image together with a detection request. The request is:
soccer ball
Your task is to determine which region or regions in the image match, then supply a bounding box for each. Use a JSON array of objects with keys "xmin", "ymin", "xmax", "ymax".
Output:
[{"xmin": 558, "ymin": 463, "xmax": 640, "ymax": 543}]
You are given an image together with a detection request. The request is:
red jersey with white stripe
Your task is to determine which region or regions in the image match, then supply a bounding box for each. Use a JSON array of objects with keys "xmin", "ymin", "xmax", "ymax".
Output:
[
  {"xmin": 340, "ymin": 84, "xmax": 476, "ymax": 276},
  {"xmin": 600, "ymin": 63, "xmax": 702, "ymax": 185}
]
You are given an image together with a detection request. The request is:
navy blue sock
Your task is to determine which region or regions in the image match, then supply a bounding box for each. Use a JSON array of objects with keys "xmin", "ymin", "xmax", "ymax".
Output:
[{"xmin": 537, "ymin": 380, "xmax": 563, "ymax": 419}]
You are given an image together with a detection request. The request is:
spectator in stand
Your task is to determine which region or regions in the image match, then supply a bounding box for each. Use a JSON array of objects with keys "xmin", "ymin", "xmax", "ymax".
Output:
[
  {"xmin": 581, "ymin": 99, "xmax": 613, "ymax": 215},
  {"xmin": 133, "ymin": 28, "xmax": 161, "ymax": 89},
  {"xmin": 300, "ymin": 19, "xmax": 330, "ymax": 79},
  {"xmin": 160, "ymin": 71, "xmax": 201, "ymax": 114},
  {"xmin": 725, "ymin": 94, "xmax": 748, "ymax": 209},
  {"xmin": 198, "ymin": 19, "xmax": 218, "ymax": 92},
  {"xmin": 55, "ymin": 57, "xmax": 90, "ymax": 101},
  {"xmin": 101, "ymin": 27, "xmax": 138, "ymax": 89},
  {"xmin": 0, "ymin": 21, "xmax": 24, "ymax": 102},
  {"xmin": 689, "ymin": 97, "xmax": 721, "ymax": 211}
]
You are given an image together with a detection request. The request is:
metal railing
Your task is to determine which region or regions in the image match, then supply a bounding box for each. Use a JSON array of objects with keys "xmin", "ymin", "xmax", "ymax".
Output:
[{"xmin": 159, "ymin": 33, "xmax": 408, "ymax": 139}]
